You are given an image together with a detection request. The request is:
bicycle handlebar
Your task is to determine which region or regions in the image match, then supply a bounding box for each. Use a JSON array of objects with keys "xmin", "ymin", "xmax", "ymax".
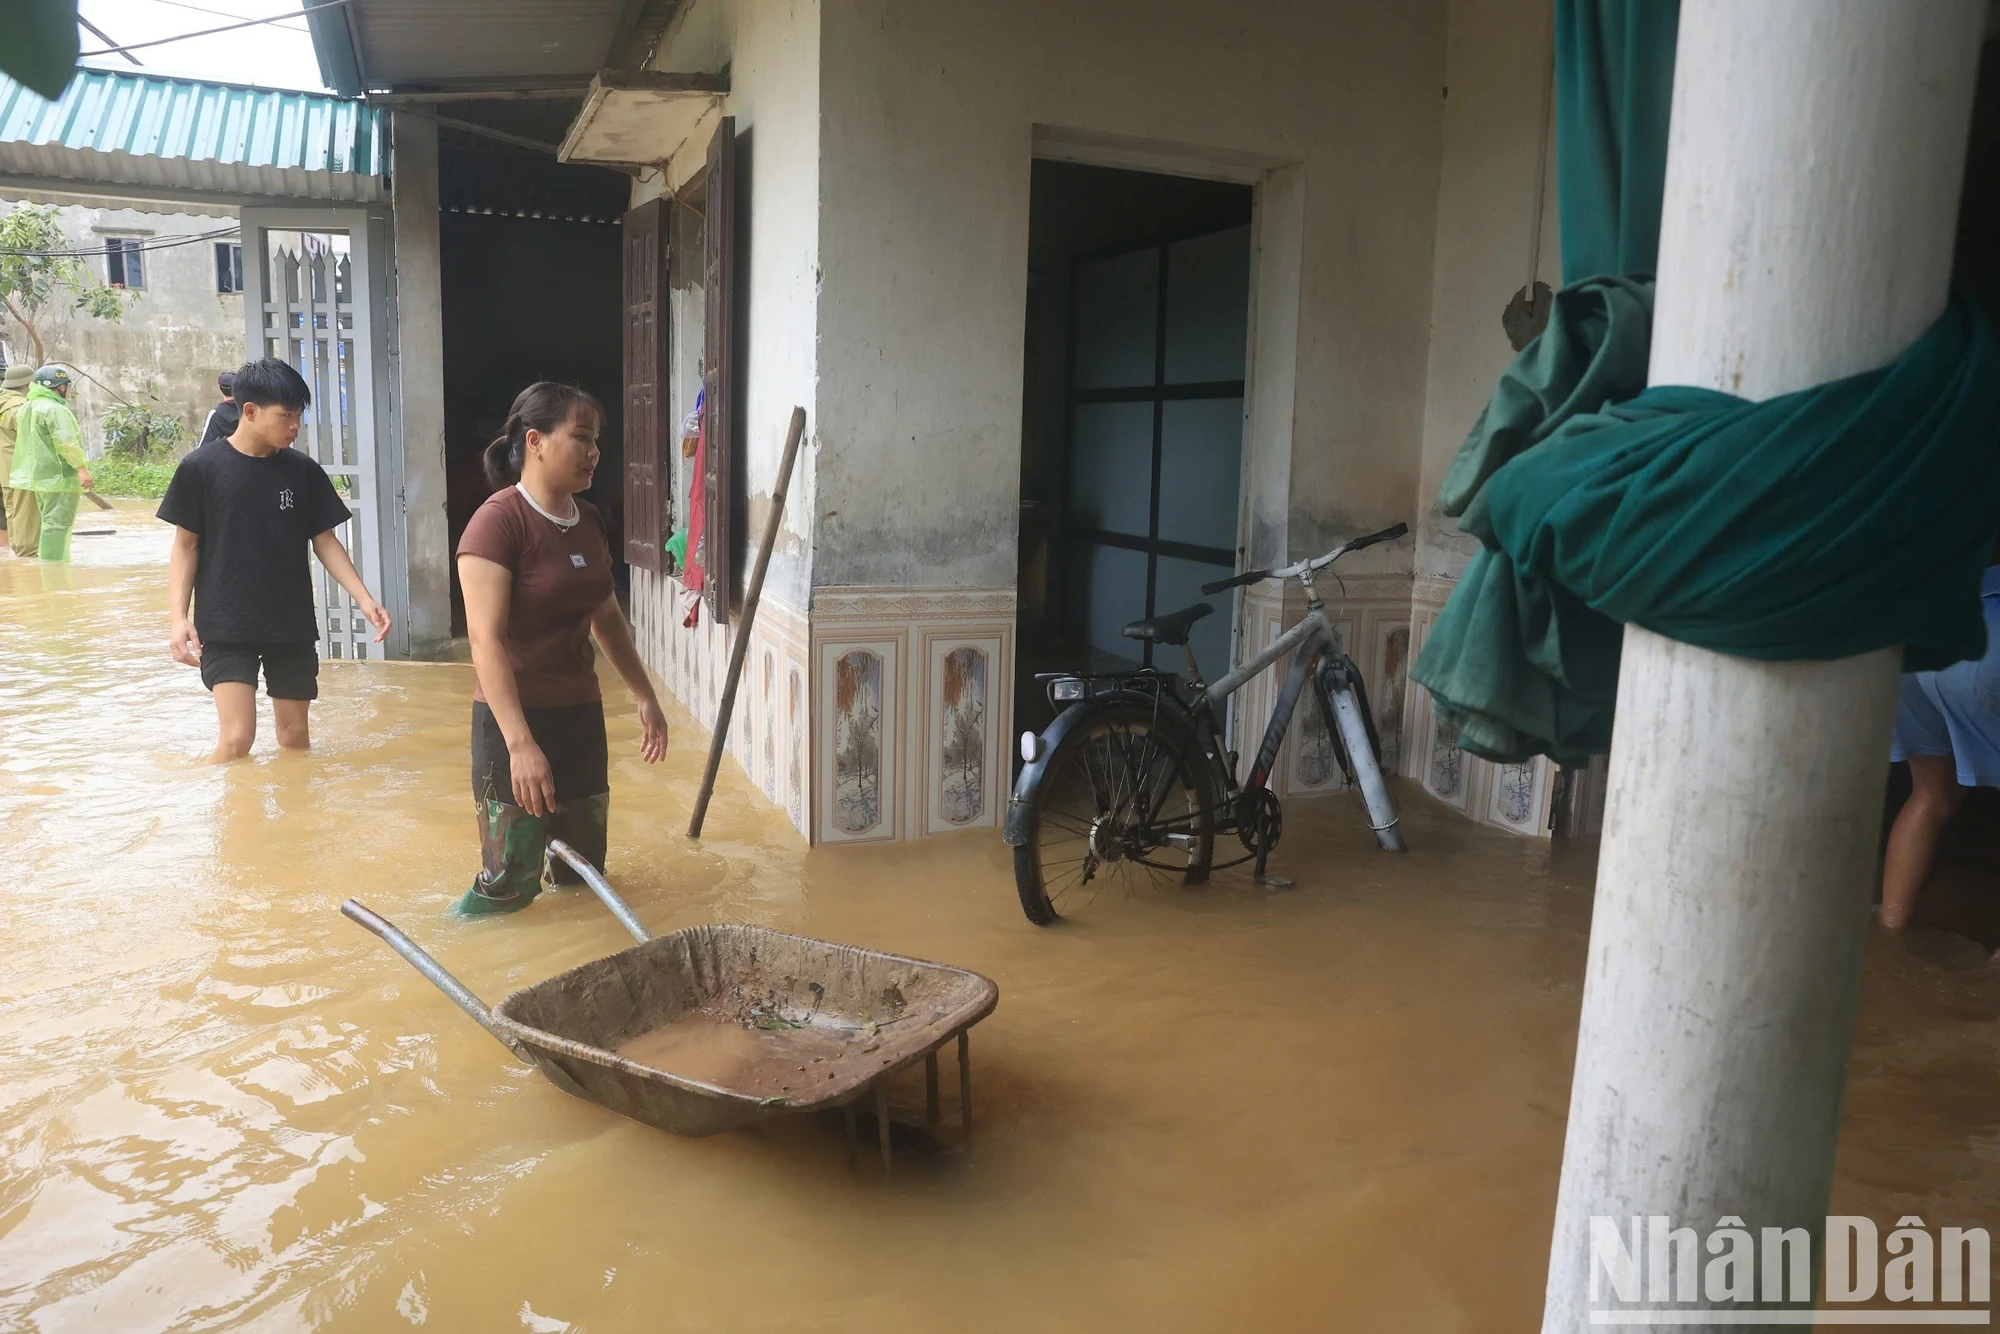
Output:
[
  {"xmin": 1200, "ymin": 567, "xmax": 1271, "ymax": 595},
  {"xmin": 1345, "ymin": 521, "xmax": 1409, "ymax": 552},
  {"xmin": 1200, "ymin": 522, "xmax": 1409, "ymax": 594}
]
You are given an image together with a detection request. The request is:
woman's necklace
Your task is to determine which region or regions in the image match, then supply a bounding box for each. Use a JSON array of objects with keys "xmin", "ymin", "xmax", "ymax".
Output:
[{"xmin": 516, "ymin": 482, "xmax": 580, "ymax": 531}]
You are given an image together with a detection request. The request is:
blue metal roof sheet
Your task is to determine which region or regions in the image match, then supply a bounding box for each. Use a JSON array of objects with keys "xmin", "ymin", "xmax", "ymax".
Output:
[{"xmin": 0, "ymin": 67, "xmax": 387, "ymax": 203}]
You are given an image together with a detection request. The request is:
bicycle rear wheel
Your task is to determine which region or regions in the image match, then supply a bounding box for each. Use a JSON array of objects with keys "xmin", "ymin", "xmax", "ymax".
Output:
[{"xmin": 1012, "ymin": 703, "xmax": 1214, "ymax": 925}]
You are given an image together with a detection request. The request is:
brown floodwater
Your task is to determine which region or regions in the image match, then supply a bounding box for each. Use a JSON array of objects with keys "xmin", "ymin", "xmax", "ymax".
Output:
[
  {"xmin": 2, "ymin": 503, "xmax": 1996, "ymax": 1332},
  {"xmin": 613, "ymin": 1016, "xmax": 854, "ymax": 1096}
]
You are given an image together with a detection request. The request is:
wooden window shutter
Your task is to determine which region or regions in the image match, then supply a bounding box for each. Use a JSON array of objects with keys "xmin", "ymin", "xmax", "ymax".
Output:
[
  {"xmin": 701, "ymin": 115, "xmax": 737, "ymax": 618},
  {"xmin": 622, "ymin": 196, "xmax": 669, "ymax": 573}
]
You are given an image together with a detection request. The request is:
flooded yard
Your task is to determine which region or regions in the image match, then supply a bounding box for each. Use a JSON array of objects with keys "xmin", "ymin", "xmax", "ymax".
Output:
[{"xmin": 1, "ymin": 505, "xmax": 1996, "ymax": 1331}]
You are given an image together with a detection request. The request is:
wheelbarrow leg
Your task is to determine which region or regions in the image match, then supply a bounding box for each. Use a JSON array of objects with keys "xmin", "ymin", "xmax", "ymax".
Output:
[
  {"xmin": 843, "ymin": 1103, "xmax": 857, "ymax": 1170},
  {"xmin": 875, "ymin": 1083, "xmax": 892, "ymax": 1179},
  {"xmin": 925, "ymin": 1052, "xmax": 940, "ymax": 1123},
  {"xmin": 958, "ymin": 1031, "xmax": 972, "ymax": 1131}
]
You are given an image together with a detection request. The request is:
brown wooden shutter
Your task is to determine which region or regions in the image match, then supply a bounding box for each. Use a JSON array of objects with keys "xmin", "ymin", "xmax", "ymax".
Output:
[
  {"xmin": 701, "ymin": 115, "xmax": 737, "ymax": 617},
  {"xmin": 622, "ymin": 196, "xmax": 668, "ymax": 573}
]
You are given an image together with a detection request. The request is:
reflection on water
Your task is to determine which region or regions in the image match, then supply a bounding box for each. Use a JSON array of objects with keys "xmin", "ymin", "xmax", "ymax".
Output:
[{"xmin": 0, "ymin": 504, "xmax": 1995, "ymax": 1331}]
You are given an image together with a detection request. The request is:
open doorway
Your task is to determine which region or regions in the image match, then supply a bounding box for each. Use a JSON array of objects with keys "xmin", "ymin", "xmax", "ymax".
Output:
[
  {"xmin": 1015, "ymin": 159, "xmax": 1254, "ymax": 740},
  {"xmin": 436, "ymin": 116, "xmax": 631, "ymax": 634}
]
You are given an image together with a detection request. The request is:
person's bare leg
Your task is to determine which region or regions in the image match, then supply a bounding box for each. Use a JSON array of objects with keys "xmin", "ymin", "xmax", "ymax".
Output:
[
  {"xmin": 212, "ymin": 683, "xmax": 258, "ymax": 763},
  {"xmin": 273, "ymin": 699, "xmax": 311, "ymax": 751},
  {"xmin": 1880, "ymin": 754, "xmax": 1965, "ymax": 930}
]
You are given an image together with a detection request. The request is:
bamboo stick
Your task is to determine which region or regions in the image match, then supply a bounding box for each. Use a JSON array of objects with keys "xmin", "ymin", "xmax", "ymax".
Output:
[{"xmin": 687, "ymin": 405, "xmax": 806, "ymax": 838}]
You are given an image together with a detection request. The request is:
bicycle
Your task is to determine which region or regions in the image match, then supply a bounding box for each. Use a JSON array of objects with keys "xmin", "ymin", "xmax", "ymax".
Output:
[{"xmin": 1002, "ymin": 523, "xmax": 1409, "ymax": 925}]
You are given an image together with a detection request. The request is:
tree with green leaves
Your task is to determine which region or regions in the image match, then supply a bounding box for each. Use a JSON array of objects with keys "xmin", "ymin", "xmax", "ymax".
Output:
[{"xmin": 1, "ymin": 202, "xmax": 137, "ymax": 368}]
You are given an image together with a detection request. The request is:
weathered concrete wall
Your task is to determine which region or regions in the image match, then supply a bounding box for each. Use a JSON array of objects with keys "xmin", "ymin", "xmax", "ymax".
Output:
[
  {"xmin": 0, "ymin": 193, "xmax": 243, "ymax": 455},
  {"xmin": 1400, "ymin": 0, "xmax": 1567, "ymax": 835},
  {"xmin": 639, "ymin": 0, "xmax": 823, "ymax": 611},
  {"xmin": 1412, "ymin": 0, "xmax": 1561, "ymax": 582},
  {"xmin": 810, "ymin": 0, "xmax": 1449, "ymax": 590},
  {"xmin": 390, "ymin": 118, "xmax": 454, "ymax": 655}
]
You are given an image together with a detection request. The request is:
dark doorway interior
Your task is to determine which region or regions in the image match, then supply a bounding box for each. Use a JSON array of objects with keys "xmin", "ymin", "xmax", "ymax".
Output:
[
  {"xmin": 437, "ymin": 115, "xmax": 630, "ymax": 634},
  {"xmin": 1015, "ymin": 160, "xmax": 1254, "ymax": 742}
]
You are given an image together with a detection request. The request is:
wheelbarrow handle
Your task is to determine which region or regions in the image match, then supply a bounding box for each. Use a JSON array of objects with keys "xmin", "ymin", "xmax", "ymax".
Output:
[
  {"xmin": 546, "ymin": 839, "xmax": 653, "ymax": 944},
  {"xmin": 341, "ymin": 898, "xmax": 532, "ymax": 1063}
]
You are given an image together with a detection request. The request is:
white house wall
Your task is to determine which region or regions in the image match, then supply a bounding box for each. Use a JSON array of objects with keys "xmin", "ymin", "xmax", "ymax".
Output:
[
  {"xmin": 623, "ymin": 0, "xmax": 1571, "ymax": 842},
  {"xmin": 804, "ymin": 0, "xmax": 1449, "ymax": 843},
  {"xmin": 810, "ymin": 0, "xmax": 1447, "ymax": 593},
  {"xmin": 1404, "ymin": 0, "xmax": 1566, "ymax": 833},
  {"xmin": 629, "ymin": 0, "xmax": 823, "ymax": 836}
]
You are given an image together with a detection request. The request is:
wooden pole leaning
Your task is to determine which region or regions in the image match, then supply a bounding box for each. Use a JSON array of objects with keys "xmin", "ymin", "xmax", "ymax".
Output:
[{"xmin": 687, "ymin": 405, "xmax": 807, "ymax": 838}]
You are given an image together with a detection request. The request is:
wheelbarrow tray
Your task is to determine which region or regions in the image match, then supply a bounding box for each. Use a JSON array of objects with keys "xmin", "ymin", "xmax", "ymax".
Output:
[{"xmin": 488, "ymin": 923, "xmax": 999, "ymax": 1137}]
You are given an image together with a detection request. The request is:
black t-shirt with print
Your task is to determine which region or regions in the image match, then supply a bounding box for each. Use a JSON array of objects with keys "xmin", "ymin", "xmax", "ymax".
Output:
[{"xmin": 157, "ymin": 440, "xmax": 353, "ymax": 643}]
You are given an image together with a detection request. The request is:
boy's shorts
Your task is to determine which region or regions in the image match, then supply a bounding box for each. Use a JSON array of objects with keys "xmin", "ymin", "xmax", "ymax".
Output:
[{"xmin": 199, "ymin": 641, "xmax": 320, "ymax": 700}]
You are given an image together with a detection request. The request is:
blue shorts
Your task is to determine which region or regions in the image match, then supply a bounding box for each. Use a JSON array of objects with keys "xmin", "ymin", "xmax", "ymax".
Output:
[{"xmin": 1890, "ymin": 584, "xmax": 2000, "ymax": 788}]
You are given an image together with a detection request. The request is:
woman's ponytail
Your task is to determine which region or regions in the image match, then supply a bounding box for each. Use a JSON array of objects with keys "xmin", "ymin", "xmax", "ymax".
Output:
[
  {"xmin": 483, "ymin": 413, "xmax": 526, "ymax": 489},
  {"xmin": 482, "ymin": 382, "xmax": 603, "ymax": 491}
]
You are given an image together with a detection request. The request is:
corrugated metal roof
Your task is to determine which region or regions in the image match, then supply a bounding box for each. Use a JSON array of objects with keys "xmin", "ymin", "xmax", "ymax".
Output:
[{"xmin": 0, "ymin": 67, "xmax": 387, "ymax": 204}]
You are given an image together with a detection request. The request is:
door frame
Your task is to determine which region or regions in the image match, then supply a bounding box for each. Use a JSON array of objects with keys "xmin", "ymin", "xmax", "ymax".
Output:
[{"xmin": 1026, "ymin": 125, "xmax": 1305, "ymax": 750}]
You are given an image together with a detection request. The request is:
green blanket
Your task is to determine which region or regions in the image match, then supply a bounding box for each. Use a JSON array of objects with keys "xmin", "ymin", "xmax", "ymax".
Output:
[
  {"xmin": 1409, "ymin": 0, "xmax": 2000, "ymax": 766},
  {"xmin": 1414, "ymin": 280, "xmax": 2000, "ymax": 764}
]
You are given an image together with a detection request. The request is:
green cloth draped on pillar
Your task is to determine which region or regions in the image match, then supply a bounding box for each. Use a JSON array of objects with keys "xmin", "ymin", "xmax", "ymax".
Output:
[
  {"xmin": 1411, "ymin": 0, "xmax": 2000, "ymax": 766},
  {"xmin": 1553, "ymin": 0, "xmax": 1679, "ymax": 282}
]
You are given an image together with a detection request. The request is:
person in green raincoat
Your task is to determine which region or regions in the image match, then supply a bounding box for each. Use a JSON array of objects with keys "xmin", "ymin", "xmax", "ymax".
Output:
[
  {"xmin": 7, "ymin": 367, "xmax": 93, "ymax": 563},
  {"xmin": 0, "ymin": 363, "xmax": 38, "ymax": 556}
]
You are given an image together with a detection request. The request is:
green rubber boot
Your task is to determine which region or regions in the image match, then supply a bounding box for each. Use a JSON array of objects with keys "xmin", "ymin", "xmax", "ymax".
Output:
[{"xmin": 456, "ymin": 795, "xmax": 547, "ymax": 916}]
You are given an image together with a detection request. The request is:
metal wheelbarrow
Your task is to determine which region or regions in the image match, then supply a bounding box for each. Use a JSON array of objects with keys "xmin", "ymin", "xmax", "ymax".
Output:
[{"xmin": 342, "ymin": 842, "xmax": 1000, "ymax": 1174}]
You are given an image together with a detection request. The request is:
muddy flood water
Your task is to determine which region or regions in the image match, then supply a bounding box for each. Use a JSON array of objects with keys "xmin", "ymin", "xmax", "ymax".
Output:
[{"xmin": 3, "ymin": 505, "xmax": 1998, "ymax": 1332}]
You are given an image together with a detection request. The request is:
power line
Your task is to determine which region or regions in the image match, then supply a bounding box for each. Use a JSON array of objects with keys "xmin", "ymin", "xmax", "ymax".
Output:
[
  {"xmin": 0, "ymin": 225, "xmax": 242, "ymax": 258},
  {"xmin": 77, "ymin": 15, "xmax": 144, "ymax": 66},
  {"xmin": 145, "ymin": 0, "xmax": 310, "ymax": 33},
  {"xmin": 77, "ymin": 1, "xmax": 346, "ymax": 58}
]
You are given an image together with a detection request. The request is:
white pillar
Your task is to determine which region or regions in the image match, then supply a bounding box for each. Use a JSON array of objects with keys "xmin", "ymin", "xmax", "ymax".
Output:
[
  {"xmin": 1540, "ymin": 3, "xmax": 1985, "ymax": 1329},
  {"xmin": 391, "ymin": 114, "xmax": 452, "ymax": 655}
]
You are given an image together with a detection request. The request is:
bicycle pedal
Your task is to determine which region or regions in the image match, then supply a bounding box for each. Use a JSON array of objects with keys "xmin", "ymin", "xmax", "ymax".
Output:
[
  {"xmin": 1165, "ymin": 832, "xmax": 1198, "ymax": 850},
  {"xmin": 1255, "ymin": 875, "xmax": 1294, "ymax": 889}
]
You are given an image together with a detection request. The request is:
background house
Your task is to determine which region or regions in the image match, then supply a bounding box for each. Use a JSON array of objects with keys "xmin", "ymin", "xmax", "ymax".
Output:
[{"xmin": 0, "ymin": 192, "xmax": 244, "ymax": 449}]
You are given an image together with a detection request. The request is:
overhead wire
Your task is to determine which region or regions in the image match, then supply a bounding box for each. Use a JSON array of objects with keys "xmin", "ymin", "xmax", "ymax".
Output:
[
  {"xmin": 77, "ymin": 15, "xmax": 144, "ymax": 65},
  {"xmin": 143, "ymin": 0, "xmax": 311, "ymax": 33},
  {"xmin": 76, "ymin": 1, "xmax": 345, "ymax": 58},
  {"xmin": 0, "ymin": 225, "xmax": 243, "ymax": 259}
]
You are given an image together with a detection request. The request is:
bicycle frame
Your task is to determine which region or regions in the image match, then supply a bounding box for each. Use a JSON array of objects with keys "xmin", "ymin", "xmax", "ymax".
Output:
[
  {"xmin": 1004, "ymin": 523, "xmax": 1411, "ymax": 875},
  {"xmin": 1198, "ymin": 607, "xmax": 1340, "ymax": 793}
]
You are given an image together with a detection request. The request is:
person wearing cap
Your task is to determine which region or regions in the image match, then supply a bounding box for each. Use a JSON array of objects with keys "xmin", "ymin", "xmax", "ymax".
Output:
[
  {"xmin": 0, "ymin": 363, "xmax": 38, "ymax": 556},
  {"xmin": 6, "ymin": 366, "xmax": 91, "ymax": 563},
  {"xmin": 199, "ymin": 370, "xmax": 240, "ymax": 446}
]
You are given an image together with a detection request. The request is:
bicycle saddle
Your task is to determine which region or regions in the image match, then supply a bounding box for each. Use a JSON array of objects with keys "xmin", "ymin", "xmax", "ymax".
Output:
[{"xmin": 1122, "ymin": 602, "xmax": 1213, "ymax": 646}]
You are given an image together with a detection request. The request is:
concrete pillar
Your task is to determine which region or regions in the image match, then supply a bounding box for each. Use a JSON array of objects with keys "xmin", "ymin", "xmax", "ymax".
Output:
[
  {"xmin": 390, "ymin": 113, "xmax": 453, "ymax": 655},
  {"xmin": 1540, "ymin": 2, "xmax": 1985, "ymax": 1328}
]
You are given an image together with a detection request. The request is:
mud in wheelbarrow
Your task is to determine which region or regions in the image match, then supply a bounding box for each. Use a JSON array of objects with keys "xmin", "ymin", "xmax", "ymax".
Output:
[{"xmin": 343, "ymin": 842, "xmax": 999, "ymax": 1171}]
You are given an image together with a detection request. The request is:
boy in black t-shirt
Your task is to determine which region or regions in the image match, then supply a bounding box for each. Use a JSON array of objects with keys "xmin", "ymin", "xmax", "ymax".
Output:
[{"xmin": 158, "ymin": 359, "xmax": 392, "ymax": 762}]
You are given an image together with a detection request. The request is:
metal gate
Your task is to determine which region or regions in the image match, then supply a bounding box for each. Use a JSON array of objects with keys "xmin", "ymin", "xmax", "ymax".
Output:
[{"xmin": 239, "ymin": 207, "xmax": 405, "ymax": 659}]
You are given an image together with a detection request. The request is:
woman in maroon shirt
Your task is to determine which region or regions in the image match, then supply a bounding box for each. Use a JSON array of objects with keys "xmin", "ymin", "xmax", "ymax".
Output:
[{"xmin": 454, "ymin": 382, "xmax": 668, "ymax": 914}]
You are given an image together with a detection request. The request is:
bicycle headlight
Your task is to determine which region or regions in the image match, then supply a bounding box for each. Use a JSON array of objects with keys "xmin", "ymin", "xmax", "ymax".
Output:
[{"xmin": 1050, "ymin": 677, "xmax": 1085, "ymax": 702}]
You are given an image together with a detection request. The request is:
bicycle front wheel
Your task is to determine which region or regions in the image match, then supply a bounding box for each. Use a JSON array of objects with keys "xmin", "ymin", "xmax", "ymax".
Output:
[{"xmin": 1011, "ymin": 703, "xmax": 1214, "ymax": 925}]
